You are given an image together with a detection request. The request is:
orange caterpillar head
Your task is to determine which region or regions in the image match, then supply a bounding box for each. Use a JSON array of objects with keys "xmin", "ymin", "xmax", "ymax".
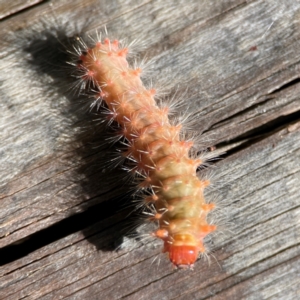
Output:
[
  {"xmin": 167, "ymin": 244, "xmax": 199, "ymax": 269},
  {"xmin": 162, "ymin": 225, "xmax": 216, "ymax": 268},
  {"xmin": 163, "ymin": 235, "xmax": 204, "ymax": 269}
]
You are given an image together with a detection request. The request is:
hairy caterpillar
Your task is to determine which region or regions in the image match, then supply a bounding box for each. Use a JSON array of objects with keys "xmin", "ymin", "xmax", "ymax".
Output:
[{"xmin": 71, "ymin": 34, "xmax": 217, "ymax": 269}]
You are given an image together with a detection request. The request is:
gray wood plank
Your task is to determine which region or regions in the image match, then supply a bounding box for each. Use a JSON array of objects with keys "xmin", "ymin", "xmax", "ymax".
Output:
[
  {"xmin": 0, "ymin": 0, "xmax": 44, "ymax": 20},
  {"xmin": 1, "ymin": 123, "xmax": 299, "ymax": 299},
  {"xmin": 0, "ymin": 0, "xmax": 264, "ymax": 247},
  {"xmin": 0, "ymin": 0, "xmax": 299, "ymax": 299}
]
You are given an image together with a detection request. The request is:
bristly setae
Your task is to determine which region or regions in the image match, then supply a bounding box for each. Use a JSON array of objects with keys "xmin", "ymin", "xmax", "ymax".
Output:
[{"xmin": 70, "ymin": 33, "xmax": 217, "ymax": 269}]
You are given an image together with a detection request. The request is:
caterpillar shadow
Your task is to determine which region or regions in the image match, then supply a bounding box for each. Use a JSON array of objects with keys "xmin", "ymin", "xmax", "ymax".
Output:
[{"xmin": 0, "ymin": 22, "xmax": 141, "ymax": 266}]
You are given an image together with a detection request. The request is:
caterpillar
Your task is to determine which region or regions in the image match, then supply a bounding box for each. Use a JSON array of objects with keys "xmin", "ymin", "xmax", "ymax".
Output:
[{"xmin": 71, "ymin": 34, "xmax": 217, "ymax": 269}]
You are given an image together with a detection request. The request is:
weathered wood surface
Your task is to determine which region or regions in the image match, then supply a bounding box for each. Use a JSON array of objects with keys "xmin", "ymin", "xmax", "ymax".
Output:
[
  {"xmin": 0, "ymin": 0, "xmax": 299, "ymax": 299},
  {"xmin": 0, "ymin": 0, "xmax": 44, "ymax": 21}
]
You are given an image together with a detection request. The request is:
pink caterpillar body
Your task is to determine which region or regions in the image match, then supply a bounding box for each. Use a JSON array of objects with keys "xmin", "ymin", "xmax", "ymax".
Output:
[{"xmin": 74, "ymin": 37, "xmax": 216, "ymax": 268}]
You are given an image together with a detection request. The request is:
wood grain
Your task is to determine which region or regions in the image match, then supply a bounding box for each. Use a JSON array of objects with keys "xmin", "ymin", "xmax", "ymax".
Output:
[
  {"xmin": 0, "ymin": 0, "xmax": 44, "ymax": 20},
  {"xmin": 0, "ymin": 0, "xmax": 299, "ymax": 299}
]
